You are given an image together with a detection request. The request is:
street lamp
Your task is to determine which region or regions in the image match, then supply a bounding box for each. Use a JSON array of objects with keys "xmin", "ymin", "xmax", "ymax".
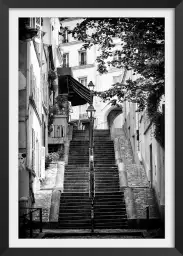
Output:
[
  {"xmin": 88, "ymin": 81, "xmax": 95, "ymax": 91},
  {"xmin": 86, "ymin": 82, "xmax": 95, "ymax": 204},
  {"xmin": 86, "ymin": 104, "xmax": 96, "ymax": 149},
  {"xmin": 86, "ymin": 81, "xmax": 96, "ymax": 150},
  {"xmin": 86, "ymin": 82, "xmax": 96, "ymax": 232}
]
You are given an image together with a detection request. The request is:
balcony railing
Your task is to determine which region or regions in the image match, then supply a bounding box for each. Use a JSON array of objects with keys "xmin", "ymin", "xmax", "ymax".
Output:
[
  {"xmin": 62, "ymin": 39, "xmax": 69, "ymax": 43},
  {"xmin": 79, "ymin": 61, "xmax": 87, "ymax": 66},
  {"xmin": 62, "ymin": 63, "xmax": 69, "ymax": 68},
  {"xmin": 19, "ymin": 207, "xmax": 42, "ymax": 238},
  {"xmin": 50, "ymin": 125, "xmax": 65, "ymax": 138},
  {"xmin": 79, "ymin": 113, "xmax": 88, "ymax": 119}
]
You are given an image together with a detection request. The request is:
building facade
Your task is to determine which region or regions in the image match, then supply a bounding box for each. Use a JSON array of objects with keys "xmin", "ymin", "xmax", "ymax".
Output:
[
  {"xmin": 19, "ymin": 17, "xmax": 61, "ymax": 208},
  {"xmin": 59, "ymin": 18, "xmax": 125, "ymax": 130},
  {"xmin": 122, "ymin": 96, "xmax": 165, "ymax": 221}
]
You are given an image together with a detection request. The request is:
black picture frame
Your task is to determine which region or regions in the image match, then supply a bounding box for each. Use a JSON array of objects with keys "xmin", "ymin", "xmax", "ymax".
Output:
[{"xmin": 1, "ymin": 0, "xmax": 182, "ymax": 255}]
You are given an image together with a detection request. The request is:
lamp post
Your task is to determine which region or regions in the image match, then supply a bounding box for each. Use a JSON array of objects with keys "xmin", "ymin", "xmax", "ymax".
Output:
[
  {"xmin": 86, "ymin": 82, "xmax": 96, "ymax": 233},
  {"xmin": 86, "ymin": 81, "xmax": 95, "ymax": 163}
]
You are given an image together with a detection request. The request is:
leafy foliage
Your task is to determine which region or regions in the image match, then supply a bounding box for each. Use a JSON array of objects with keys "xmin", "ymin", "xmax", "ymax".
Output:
[{"xmin": 63, "ymin": 18, "xmax": 165, "ymax": 146}]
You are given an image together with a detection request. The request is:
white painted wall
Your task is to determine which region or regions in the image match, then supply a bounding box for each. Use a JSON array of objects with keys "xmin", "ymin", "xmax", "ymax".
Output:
[
  {"xmin": 60, "ymin": 19, "xmax": 127, "ymax": 129},
  {"xmin": 28, "ymin": 41, "xmax": 42, "ymax": 191}
]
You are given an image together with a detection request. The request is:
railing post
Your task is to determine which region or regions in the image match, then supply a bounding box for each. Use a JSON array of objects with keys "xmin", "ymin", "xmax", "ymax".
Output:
[
  {"xmin": 23, "ymin": 216, "xmax": 26, "ymax": 238},
  {"xmin": 40, "ymin": 208, "xmax": 42, "ymax": 233},
  {"xmin": 91, "ymin": 200, "xmax": 94, "ymax": 233},
  {"xmin": 146, "ymin": 205, "xmax": 150, "ymax": 230},
  {"xmin": 29, "ymin": 211, "xmax": 33, "ymax": 238}
]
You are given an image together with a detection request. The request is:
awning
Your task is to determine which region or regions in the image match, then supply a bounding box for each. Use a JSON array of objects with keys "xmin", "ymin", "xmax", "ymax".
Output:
[{"xmin": 58, "ymin": 74, "xmax": 92, "ymax": 106}]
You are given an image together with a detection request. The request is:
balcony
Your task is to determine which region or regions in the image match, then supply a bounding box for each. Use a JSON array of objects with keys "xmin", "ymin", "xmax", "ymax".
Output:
[
  {"xmin": 48, "ymin": 125, "xmax": 65, "ymax": 144},
  {"xmin": 79, "ymin": 113, "xmax": 88, "ymax": 120},
  {"xmin": 62, "ymin": 63, "xmax": 69, "ymax": 68},
  {"xmin": 79, "ymin": 61, "xmax": 87, "ymax": 66}
]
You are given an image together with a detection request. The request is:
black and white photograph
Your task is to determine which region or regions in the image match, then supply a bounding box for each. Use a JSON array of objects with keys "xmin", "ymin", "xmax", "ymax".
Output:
[{"xmin": 13, "ymin": 9, "xmax": 173, "ymax": 246}]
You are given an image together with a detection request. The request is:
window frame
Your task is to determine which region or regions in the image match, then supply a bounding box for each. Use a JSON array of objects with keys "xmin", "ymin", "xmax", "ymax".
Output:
[
  {"xmin": 78, "ymin": 76, "xmax": 87, "ymax": 87},
  {"xmin": 78, "ymin": 50, "xmax": 87, "ymax": 66},
  {"xmin": 62, "ymin": 52, "xmax": 69, "ymax": 67}
]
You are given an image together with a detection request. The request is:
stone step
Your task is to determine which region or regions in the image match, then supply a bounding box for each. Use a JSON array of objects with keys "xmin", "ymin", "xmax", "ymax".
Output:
[
  {"xmin": 95, "ymin": 168, "xmax": 118, "ymax": 170},
  {"xmin": 64, "ymin": 184, "xmax": 89, "ymax": 187},
  {"xmin": 94, "ymin": 207, "xmax": 126, "ymax": 212},
  {"xmin": 68, "ymin": 155, "xmax": 89, "ymax": 157},
  {"xmin": 65, "ymin": 170, "xmax": 89, "ymax": 173},
  {"xmin": 94, "ymin": 161, "xmax": 116, "ymax": 164},
  {"xmin": 95, "ymin": 177, "xmax": 119, "ymax": 181},
  {"xmin": 59, "ymin": 217, "xmax": 91, "ymax": 221},
  {"xmin": 60, "ymin": 198, "xmax": 90, "ymax": 203},
  {"xmin": 95, "ymin": 184, "xmax": 119, "ymax": 188},
  {"xmin": 69, "ymin": 152, "xmax": 89, "ymax": 155},
  {"xmin": 64, "ymin": 182, "xmax": 89, "ymax": 186},
  {"xmin": 59, "ymin": 203, "xmax": 91, "ymax": 207},
  {"xmin": 94, "ymin": 157, "xmax": 115, "ymax": 159},
  {"xmin": 94, "ymin": 223, "xmax": 128, "ymax": 229},
  {"xmin": 65, "ymin": 167, "xmax": 89, "ymax": 170},
  {"xmin": 94, "ymin": 164, "xmax": 117, "ymax": 166},
  {"xmin": 94, "ymin": 143, "xmax": 114, "ymax": 145},
  {"xmin": 95, "ymin": 189, "xmax": 120, "ymax": 192},
  {"xmin": 94, "ymin": 150, "xmax": 114, "ymax": 152},
  {"xmin": 94, "ymin": 139, "xmax": 111, "ymax": 141},
  {"xmin": 64, "ymin": 178, "xmax": 89, "ymax": 182},
  {"xmin": 59, "ymin": 206, "xmax": 91, "ymax": 210},
  {"xmin": 93, "ymin": 219, "xmax": 128, "ymax": 224},
  {"xmin": 58, "ymin": 224, "xmax": 91, "ymax": 229},
  {"xmin": 64, "ymin": 174, "xmax": 89, "ymax": 177},
  {"xmin": 95, "ymin": 192, "xmax": 124, "ymax": 196},
  {"xmin": 96, "ymin": 173, "xmax": 119, "ymax": 176},
  {"xmin": 64, "ymin": 189, "xmax": 89, "ymax": 193},
  {"xmin": 59, "ymin": 220, "xmax": 91, "ymax": 224}
]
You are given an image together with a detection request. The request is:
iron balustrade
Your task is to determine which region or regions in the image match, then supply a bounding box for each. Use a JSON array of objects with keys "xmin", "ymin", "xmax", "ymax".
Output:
[
  {"xmin": 19, "ymin": 207, "xmax": 42, "ymax": 238},
  {"xmin": 79, "ymin": 61, "xmax": 87, "ymax": 66},
  {"xmin": 51, "ymin": 125, "xmax": 64, "ymax": 138}
]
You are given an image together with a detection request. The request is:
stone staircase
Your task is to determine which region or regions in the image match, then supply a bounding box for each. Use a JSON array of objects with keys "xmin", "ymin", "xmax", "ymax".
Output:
[
  {"xmin": 63, "ymin": 166, "xmax": 89, "ymax": 193},
  {"xmin": 68, "ymin": 140, "xmax": 89, "ymax": 167},
  {"xmin": 58, "ymin": 130, "xmax": 90, "ymax": 229},
  {"xmin": 58, "ymin": 129, "xmax": 128, "ymax": 230},
  {"xmin": 94, "ymin": 192, "xmax": 128, "ymax": 229},
  {"xmin": 58, "ymin": 193, "xmax": 91, "ymax": 229},
  {"xmin": 93, "ymin": 129, "xmax": 128, "ymax": 229}
]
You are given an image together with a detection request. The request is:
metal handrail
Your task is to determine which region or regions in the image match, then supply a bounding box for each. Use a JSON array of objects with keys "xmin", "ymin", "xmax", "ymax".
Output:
[{"xmin": 19, "ymin": 207, "xmax": 42, "ymax": 238}]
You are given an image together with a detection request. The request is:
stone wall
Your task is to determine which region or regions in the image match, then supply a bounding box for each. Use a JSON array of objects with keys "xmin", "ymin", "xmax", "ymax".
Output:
[
  {"xmin": 113, "ymin": 128, "xmax": 160, "ymax": 223},
  {"xmin": 132, "ymin": 188, "xmax": 159, "ymax": 219},
  {"xmin": 125, "ymin": 164, "xmax": 149, "ymax": 187},
  {"xmin": 114, "ymin": 133, "xmax": 134, "ymax": 164}
]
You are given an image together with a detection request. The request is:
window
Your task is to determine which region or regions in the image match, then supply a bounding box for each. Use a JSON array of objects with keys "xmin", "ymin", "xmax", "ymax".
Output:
[
  {"xmin": 30, "ymin": 17, "xmax": 41, "ymax": 39},
  {"xmin": 79, "ymin": 50, "xmax": 87, "ymax": 66},
  {"xmin": 78, "ymin": 77, "xmax": 87, "ymax": 87},
  {"xmin": 62, "ymin": 53, "xmax": 69, "ymax": 67},
  {"xmin": 62, "ymin": 27, "xmax": 69, "ymax": 43}
]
